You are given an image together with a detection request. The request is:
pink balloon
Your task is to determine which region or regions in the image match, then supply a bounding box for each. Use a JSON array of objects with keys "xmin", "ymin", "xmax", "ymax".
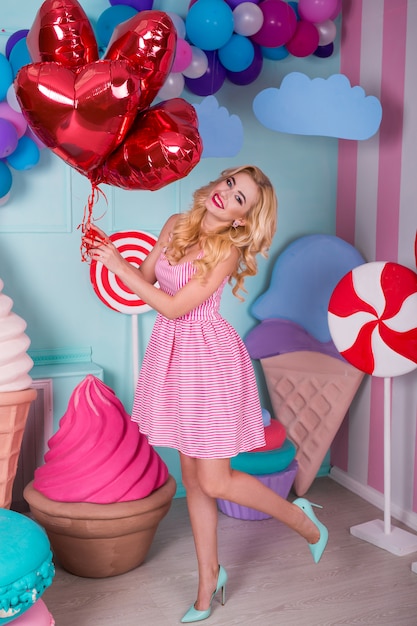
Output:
[
  {"xmin": 251, "ymin": 0, "xmax": 297, "ymax": 48},
  {"xmin": 328, "ymin": 0, "xmax": 342, "ymax": 20},
  {"xmin": 286, "ymin": 20, "xmax": 319, "ymax": 57},
  {"xmin": 298, "ymin": 0, "xmax": 339, "ymax": 23},
  {"xmin": 171, "ymin": 38, "xmax": 193, "ymax": 73}
]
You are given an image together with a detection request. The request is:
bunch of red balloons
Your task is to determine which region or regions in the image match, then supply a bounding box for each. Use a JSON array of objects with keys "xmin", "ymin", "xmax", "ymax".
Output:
[{"xmin": 11, "ymin": 0, "xmax": 202, "ymax": 198}]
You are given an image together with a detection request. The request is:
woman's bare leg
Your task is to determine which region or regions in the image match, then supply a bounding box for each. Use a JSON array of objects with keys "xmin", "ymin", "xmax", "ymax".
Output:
[
  {"xmin": 196, "ymin": 458, "xmax": 320, "ymax": 544},
  {"xmin": 180, "ymin": 453, "xmax": 221, "ymax": 611}
]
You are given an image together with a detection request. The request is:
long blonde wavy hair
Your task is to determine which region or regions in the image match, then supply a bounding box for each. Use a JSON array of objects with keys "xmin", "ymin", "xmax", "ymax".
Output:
[{"xmin": 164, "ymin": 165, "xmax": 278, "ymax": 299}]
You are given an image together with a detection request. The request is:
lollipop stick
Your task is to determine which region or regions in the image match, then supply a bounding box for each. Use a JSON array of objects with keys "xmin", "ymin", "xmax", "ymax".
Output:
[
  {"xmin": 132, "ymin": 314, "xmax": 139, "ymax": 389},
  {"xmin": 383, "ymin": 376, "xmax": 391, "ymax": 535},
  {"xmin": 350, "ymin": 376, "xmax": 417, "ymax": 556}
]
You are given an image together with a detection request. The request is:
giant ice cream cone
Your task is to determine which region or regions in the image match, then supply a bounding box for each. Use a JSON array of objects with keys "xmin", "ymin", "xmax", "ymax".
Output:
[
  {"xmin": 0, "ymin": 278, "xmax": 36, "ymax": 509},
  {"xmin": 0, "ymin": 388, "xmax": 37, "ymax": 509},
  {"xmin": 260, "ymin": 350, "xmax": 364, "ymax": 496}
]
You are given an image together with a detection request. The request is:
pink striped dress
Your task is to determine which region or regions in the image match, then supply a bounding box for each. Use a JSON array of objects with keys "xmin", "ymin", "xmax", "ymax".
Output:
[{"xmin": 131, "ymin": 252, "xmax": 266, "ymax": 458}]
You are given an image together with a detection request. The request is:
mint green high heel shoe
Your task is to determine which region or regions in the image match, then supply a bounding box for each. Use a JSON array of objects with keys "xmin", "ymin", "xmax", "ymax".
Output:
[
  {"xmin": 181, "ymin": 565, "xmax": 228, "ymax": 623},
  {"xmin": 293, "ymin": 498, "xmax": 329, "ymax": 564}
]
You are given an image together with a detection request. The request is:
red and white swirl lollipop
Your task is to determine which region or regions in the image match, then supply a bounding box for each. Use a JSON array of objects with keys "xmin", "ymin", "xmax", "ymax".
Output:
[
  {"xmin": 90, "ymin": 230, "xmax": 157, "ymax": 315},
  {"xmin": 328, "ymin": 261, "xmax": 417, "ymax": 378}
]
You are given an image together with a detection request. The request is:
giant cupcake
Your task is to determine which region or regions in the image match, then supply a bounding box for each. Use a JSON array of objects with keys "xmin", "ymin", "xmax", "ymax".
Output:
[
  {"xmin": 24, "ymin": 375, "xmax": 176, "ymax": 578},
  {"xmin": 0, "ymin": 278, "xmax": 37, "ymax": 509}
]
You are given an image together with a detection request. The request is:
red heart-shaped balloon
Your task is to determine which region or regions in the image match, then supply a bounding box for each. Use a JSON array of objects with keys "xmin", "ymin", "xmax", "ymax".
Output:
[
  {"xmin": 15, "ymin": 60, "xmax": 141, "ymax": 173},
  {"xmin": 26, "ymin": 0, "xmax": 99, "ymax": 69},
  {"xmin": 104, "ymin": 10, "xmax": 176, "ymax": 110},
  {"xmin": 92, "ymin": 99, "xmax": 203, "ymax": 191}
]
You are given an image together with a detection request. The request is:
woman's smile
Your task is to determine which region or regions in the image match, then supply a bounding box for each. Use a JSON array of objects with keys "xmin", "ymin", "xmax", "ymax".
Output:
[{"xmin": 212, "ymin": 193, "xmax": 224, "ymax": 209}]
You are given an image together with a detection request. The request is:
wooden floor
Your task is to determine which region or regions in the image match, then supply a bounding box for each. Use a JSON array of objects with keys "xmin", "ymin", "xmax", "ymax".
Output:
[{"xmin": 42, "ymin": 478, "xmax": 417, "ymax": 626}]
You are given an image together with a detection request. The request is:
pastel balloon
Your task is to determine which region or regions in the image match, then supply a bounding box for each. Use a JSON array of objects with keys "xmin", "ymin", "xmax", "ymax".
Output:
[
  {"xmin": 286, "ymin": 20, "xmax": 320, "ymax": 57},
  {"xmin": 0, "ymin": 102, "xmax": 27, "ymax": 138},
  {"xmin": 172, "ymin": 39, "xmax": 193, "ymax": 73},
  {"xmin": 184, "ymin": 50, "xmax": 226, "ymax": 95},
  {"xmin": 0, "ymin": 119, "xmax": 19, "ymax": 158},
  {"xmin": 182, "ymin": 46, "xmax": 208, "ymax": 79},
  {"xmin": 316, "ymin": 19, "xmax": 337, "ymax": 45},
  {"xmin": 157, "ymin": 72, "xmax": 185, "ymax": 99},
  {"xmin": 26, "ymin": 0, "xmax": 99, "ymax": 68},
  {"xmin": 6, "ymin": 84, "xmax": 22, "ymax": 112},
  {"xmin": 96, "ymin": 5, "xmax": 138, "ymax": 48},
  {"xmin": 0, "ymin": 161, "xmax": 12, "ymax": 198},
  {"xmin": 9, "ymin": 38, "xmax": 31, "ymax": 77},
  {"xmin": 233, "ymin": 3, "xmax": 264, "ymax": 36},
  {"xmin": 110, "ymin": 0, "xmax": 153, "ymax": 9},
  {"xmin": 328, "ymin": 0, "xmax": 342, "ymax": 20},
  {"xmin": 0, "ymin": 54, "xmax": 13, "ymax": 101},
  {"xmin": 186, "ymin": 0, "xmax": 234, "ymax": 51},
  {"xmin": 226, "ymin": 0, "xmax": 261, "ymax": 7},
  {"xmin": 313, "ymin": 41, "xmax": 334, "ymax": 57},
  {"xmin": 226, "ymin": 42, "xmax": 263, "ymax": 85},
  {"xmin": 167, "ymin": 12, "xmax": 186, "ymax": 38},
  {"xmin": 104, "ymin": 11, "xmax": 177, "ymax": 110},
  {"xmin": 261, "ymin": 44, "xmax": 289, "ymax": 60},
  {"xmin": 218, "ymin": 34, "xmax": 255, "ymax": 72},
  {"xmin": 251, "ymin": 0, "xmax": 297, "ymax": 48},
  {"xmin": 5, "ymin": 30, "xmax": 29, "ymax": 60},
  {"xmin": 7, "ymin": 135, "xmax": 40, "ymax": 170},
  {"xmin": 92, "ymin": 99, "xmax": 202, "ymax": 191},
  {"xmin": 298, "ymin": 0, "xmax": 339, "ymax": 23}
]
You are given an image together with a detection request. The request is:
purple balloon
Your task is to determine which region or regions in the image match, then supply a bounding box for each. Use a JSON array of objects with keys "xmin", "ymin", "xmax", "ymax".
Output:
[
  {"xmin": 184, "ymin": 50, "xmax": 226, "ymax": 96},
  {"xmin": 109, "ymin": 0, "xmax": 153, "ymax": 9},
  {"xmin": 0, "ymin": 119, "xmax": 18, "ymax": 158},
  {"xmin": 225, "ymin": 43, "xmax": 263, "ymax": 85},
  {"xmin": 313, "ymin": 42, "xmax": 334, "ymax": 58},
  {"xmin": 5, "ymin": 30, "xmax": 29, "ymax": 60},
  {"xmin": 226, "ymin": 0, "xmax": 260, "ymax": 7}
]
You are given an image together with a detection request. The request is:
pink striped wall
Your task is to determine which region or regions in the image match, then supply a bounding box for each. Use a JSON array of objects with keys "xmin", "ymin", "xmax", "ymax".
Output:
[{"xmin": 333, "ymin": 0, "xmax": 417, "ymax": 517}]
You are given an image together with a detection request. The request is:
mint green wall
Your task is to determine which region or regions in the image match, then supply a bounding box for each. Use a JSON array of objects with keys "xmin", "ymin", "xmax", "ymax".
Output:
[{"xmin": 0, "ymin": 2, "xmax": 340, "ymax": 494}]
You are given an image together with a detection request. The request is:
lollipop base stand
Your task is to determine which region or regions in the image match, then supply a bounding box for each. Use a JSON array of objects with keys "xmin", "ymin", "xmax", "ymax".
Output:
[
  {"xmin": 350, "ymin": 378, "xmax": 417, "ymax": 557},
  {"xmin": 350, "ymin": 520, "xmax": 417, "ymax": 556}
]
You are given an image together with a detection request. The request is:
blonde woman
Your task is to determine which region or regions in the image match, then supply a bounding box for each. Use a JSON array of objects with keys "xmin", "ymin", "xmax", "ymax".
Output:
[{"xmin": 86, "ymin": 165, "xmax": 328, "ymax": 623}]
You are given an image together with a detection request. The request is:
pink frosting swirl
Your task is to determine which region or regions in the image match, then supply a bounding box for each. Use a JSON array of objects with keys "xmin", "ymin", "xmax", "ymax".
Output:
[{"xmin": 34, "ymin": 375, "xmax": 169, "ymax": 503}]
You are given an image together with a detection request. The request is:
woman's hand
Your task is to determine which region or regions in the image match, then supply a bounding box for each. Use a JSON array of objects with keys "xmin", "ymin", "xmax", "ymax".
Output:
[{"xmin": 82, "ymin": 226, "xmax": 128, "ymax": 275}]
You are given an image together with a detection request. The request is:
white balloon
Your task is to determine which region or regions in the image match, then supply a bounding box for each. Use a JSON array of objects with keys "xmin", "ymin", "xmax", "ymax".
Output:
[
  {"xmin": 166, "ymin": 12, "xmax": 186, "ymax": 39},
  {"xmin": 6, "ymin": 84, "xmax": 21, "ymax": 113},
  {"xmin": 233, "ymin": 2, "xmax": 264, "ymax": 37},
  {"xmin": 316, "ymin": 19, "xmax": 337, "ymax": 46},
  {"xmin": 157, "ymin": 72, "xmax": 185, "ymax": 100},
  {"xmin": 182, "ymin": 46, "xmax": 208, "ymax": 79}
]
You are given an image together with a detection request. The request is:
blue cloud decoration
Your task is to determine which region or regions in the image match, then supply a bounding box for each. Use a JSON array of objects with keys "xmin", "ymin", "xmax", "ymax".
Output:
[{"xmin": 253, "ymin": 72, "xmax": 383, "ymax": 140}]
